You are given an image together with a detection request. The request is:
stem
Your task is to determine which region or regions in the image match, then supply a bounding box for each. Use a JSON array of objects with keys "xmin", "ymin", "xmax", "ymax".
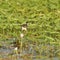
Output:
[{"xmin": 20, "ymin": 38, "xmax": 23, "ymax": 56}]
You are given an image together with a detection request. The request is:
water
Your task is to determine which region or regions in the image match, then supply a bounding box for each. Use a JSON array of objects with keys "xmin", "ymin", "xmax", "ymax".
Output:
[
  {"xmin": 0, "ymin": 39, "xmax": 60, "ymax": 60},
  {"xmin": 33, "ymin": 57, "xmax": 60, "ymax": 60},
  {"xmin": 0, "ymin": 47, "xmax": 60, "ymax": 60}
]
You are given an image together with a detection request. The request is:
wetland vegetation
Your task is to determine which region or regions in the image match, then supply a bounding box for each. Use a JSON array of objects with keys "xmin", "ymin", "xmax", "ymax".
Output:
[{"xmin": 0, "ymin": 0, "xmax": 60, "ymax": 60}]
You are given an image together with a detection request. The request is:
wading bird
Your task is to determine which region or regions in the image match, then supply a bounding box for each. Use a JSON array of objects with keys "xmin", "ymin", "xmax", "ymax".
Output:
[
  {"xmin": 14, "ymin": 47, "xmax": 18, "ymax": 54},
  {"xmin": 20, "ymin": 33, "xmax": 24, "ymax": 38},
  {"xmin": 21, "ymin": 22, "xmax": 28, "ymax": 31}
]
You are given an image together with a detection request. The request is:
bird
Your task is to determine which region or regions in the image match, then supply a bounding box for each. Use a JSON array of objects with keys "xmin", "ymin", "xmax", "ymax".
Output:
[
  {"xmin": 14, "ymin": 47, "xmax": 18, "ymax": 54},
  {"xmin": 21, "ymin": 22, "xmax": 28, "ymax": 31},
  {"xmin": 20, "ymin": 33, "xmax": 24, "ymax": 38},
  {"xmin": 14, "ymin": 47, "xmax": 18, "ymax": 51}
]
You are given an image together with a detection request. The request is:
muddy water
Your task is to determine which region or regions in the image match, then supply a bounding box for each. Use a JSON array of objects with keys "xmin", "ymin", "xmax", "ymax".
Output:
[
  {"xmin": 0, "ymin": 39, "xmax": 60, "ymax": 60},
  {"xmin": 0, "ymin": 47, "xmax": 60, "ymax": 60},
  {"xmin": 33, "ymin": 57, "xmax": 60, "ymax": 60}
]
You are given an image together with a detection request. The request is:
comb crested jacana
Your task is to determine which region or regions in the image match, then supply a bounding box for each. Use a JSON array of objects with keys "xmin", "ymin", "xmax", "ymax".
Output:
[
  {"xmin": 20, "ymin": 33, "xmax": 24, "ymax": 38},
  {"xmin": 21, "ymin": 22, "xmax": 28, "ymax": 31},
  {"xmin": 14, "ymin": 47, "xmax": 18, "ymax": 54},
  {"xmin": 14, "ymin": 47, "xmax": 18, "ymax": 51}
]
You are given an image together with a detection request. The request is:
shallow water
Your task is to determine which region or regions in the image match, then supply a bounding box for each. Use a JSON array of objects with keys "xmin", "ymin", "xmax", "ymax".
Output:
[
  {"xmin": 33, "ymin": 57, "xmax": 60, "ymax": 60},
  {"xmin": 0, "ymin": 39, "xmax": 60, "ymax": 60},
  {"xmin": 0, "ymin": 47, "xmax": 60, "ymax": 60}
]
